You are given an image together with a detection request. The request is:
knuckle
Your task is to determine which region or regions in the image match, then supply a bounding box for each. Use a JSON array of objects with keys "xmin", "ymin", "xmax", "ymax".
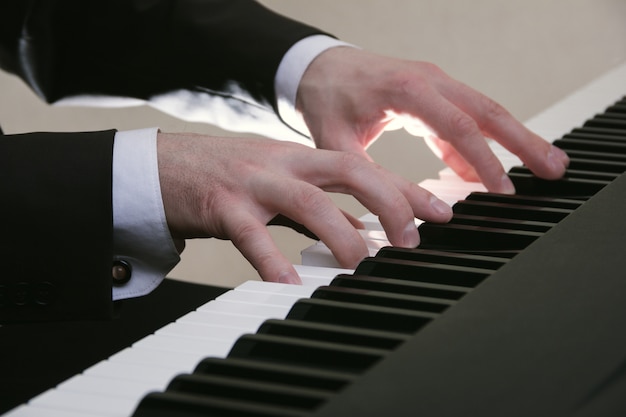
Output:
[
  {"xmin": 293, "ymin": 186, "xmax": 331, "ymax": 215},
  {"xmin": 450, "ymin": 112, "xmax": 479, "ymax": 139},
  {"xmin": 480, "ymin": 95, "xmax": 509, "ymax": 123}
]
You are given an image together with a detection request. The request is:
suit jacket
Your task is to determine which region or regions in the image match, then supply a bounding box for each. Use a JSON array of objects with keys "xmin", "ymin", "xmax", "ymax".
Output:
[{"xmin": 0, "ymin": 0, "xmax": 324, "ymax": 322}]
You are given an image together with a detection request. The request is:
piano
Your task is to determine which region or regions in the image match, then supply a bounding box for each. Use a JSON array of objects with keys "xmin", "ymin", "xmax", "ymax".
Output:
[{"xmin": 4, "ymin": 62, "xmax": 626, "ymax": 417}]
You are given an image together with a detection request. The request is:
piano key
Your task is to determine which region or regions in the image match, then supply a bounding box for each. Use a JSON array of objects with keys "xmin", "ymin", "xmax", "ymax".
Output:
[
  {"xmin": 131, "ymin": 334, "xmax": 234, "ymax": 356},
  {"xmin": 235, "ymin": 280, "xmax": 320, "ymax": 296},
  {"xmin": 448, "ymin": 213, "xmax": 554, "ymax": 233},
  {"xmin": 570, "ymin": 126, "xmax": 626, "ymax": 138},
  {"xmin": 354, "ymin": 257, "xmax": 491, "ymax": 287},
  {"xmin": 374, "ymin": 246, "xmax": 509, "ymax": 270},
  {"xmin": 216, "ymin": 288, "xmax": 306, "ymax": 308},
  {"xmin": 553, "ymin": 138, "xmax": 626, "ymax": 154},
  {"xmin": 84, "ymin": 361, "xmax": 177, "ymax": 385},
  {"xmin": 286, "ymin": 298, "xmax": 437, "ymax": 334},
  {"xmin": 508, "ymin": 171, "xmax": 609, "ymax": 198},
  {"xmin": 256, "ymin": 318, "xmax": 409, "ymax": 350},
  {"xmin": 56, "ymin": 374, "xmax": 154, "ymax": 400},
  {"xmin": 133, "ymin": 391, "xmax": 307, "ymax": 417},
  {"xmin": 452, "ymin": 199, "xmax": 573, "ymax": 223},
  {"xmin": 330, "ymin": 274, "xmax": 470, "ymax": 300},
  {"xmin": 155, "ymin": 321, "xmax": 255, "ymax": 342},
  {"xmin": 417, "ymin": 222, "xmax": 541, "ymax": 252},
  {"xmin": 192, "ymin": 357, "xmax": 355, "ymax": 391},
  {"xmin": 228, "ymin": 333, "xmax": 388, "ymax": 373},
  {"xmin": 28, "ymin": 389, "xmax": 136, "ymax": 417},
  {"xmin": 510, "ymin": 165, "xmax": 620, "ymax": 181},
  {"xmin": 176, "ymin": 309, "xmax": 268, "ymax": 329},
  {"xmin": 464, "ymin": 191, "xmax": 584, "ymax": 209},
  {"xmin": 558, "ymin": 148, "xmax": 626, "ymax": 163},
  {"xmin": 562, "ymin": 131, "xmax": 626, "ymax": 143},
  {"xmin": 108, "ymin": 346, "xmax": 208, "ymax": 371},
  {"xmin": 3, "ymin": 404, "xmax": 107, "ymax": 417},
  {"xmin": 584, "ymin": 115, "xmax": 626, "ymax": 130},
  {"xmin": 196, "ymin": 299, "xmax": 292, "ymax": 319},
  {"xmin": 165, "ymin": 373, "xmax": 332, "ymax": 410},
  {"xmin": 293, "ymin": 264, "xmax": 354, "ymax": 287}
]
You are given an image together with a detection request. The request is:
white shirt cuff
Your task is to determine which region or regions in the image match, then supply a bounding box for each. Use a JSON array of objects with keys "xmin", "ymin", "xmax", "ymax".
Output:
[
  {"xmin": 275, "ymin": 34, "xmax": 353, "ymax": 138},
  {"xmin": 112, "ymin": 128, "xmax": 180, "ymax": 300}
]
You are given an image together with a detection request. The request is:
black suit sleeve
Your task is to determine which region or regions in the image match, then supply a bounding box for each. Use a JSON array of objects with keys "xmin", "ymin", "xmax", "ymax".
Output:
[
  {"xmin": 0, "ymin": 1, "xmax": 326, "ymax": 322},
  {"xmin": 0, "ymin": 130, "xmax": 115, "ymax": 323},
  {"xmin": 0, "ymin": 0, "xmax": 326, "ymax": 117}
]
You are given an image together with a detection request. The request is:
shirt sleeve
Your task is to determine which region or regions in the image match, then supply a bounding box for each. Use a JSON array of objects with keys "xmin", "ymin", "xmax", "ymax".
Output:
[
  {"xmin": 109, "ymin": 36, "xmax": 353, "ymax": 301},
  {"xmin": 112, "ymin": 128, "xmax": 180, "ymax": 300},
  {"xmin": 274, "ymin": 34, "xmax": 354, "ymax": 138}
]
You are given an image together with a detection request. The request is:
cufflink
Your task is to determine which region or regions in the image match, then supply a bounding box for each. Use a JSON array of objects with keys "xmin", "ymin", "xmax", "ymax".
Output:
[{"xmin": 112, "ymin": 259, "xmax": 132, "ymax": 285}]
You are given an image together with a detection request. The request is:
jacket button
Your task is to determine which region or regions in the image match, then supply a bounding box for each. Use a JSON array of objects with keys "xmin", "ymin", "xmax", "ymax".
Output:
[{"xmin": 112, "ymin": 260, "xmax": 132, "ymax": 285}]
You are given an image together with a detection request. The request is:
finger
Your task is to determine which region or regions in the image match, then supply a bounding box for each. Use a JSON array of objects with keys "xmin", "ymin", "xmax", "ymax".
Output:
[
  {"xmin": 394, "ymin": 88, "xmax": 515, "ymax": 193},
  {"xmin": 441, "ymin": 82, "xmax": 569, "ymax": 179},
  {"xmin": 425, "ymin": 135, "xmax": 481, "ymax": 182},
  {"xmin": 223, "ymin": 208, "xmax": 302, "ymax": 284},
  {"xmin": 291, "ymin": 151, "xmax": 450, "ymax": 248},
  {"xmin": 254, "ymin": 174, "xmax": 369, "ymax": 269}
]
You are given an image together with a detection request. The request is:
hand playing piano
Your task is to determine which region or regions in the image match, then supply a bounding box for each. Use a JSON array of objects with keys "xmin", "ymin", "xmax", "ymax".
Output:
[
  {"xmin": 297, "ymin": 47, "xmax": 570, "ymax": 194},
  {"xmin": 156, "ymin": 132, "xmax": 453, "ymax": 284}
]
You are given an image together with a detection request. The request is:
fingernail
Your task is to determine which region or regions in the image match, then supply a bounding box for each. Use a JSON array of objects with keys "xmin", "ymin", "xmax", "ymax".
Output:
[
  {"xmin": 278, "ymin": 271, "xmax": 302, "ymax": 285},
  {"xmin": 500, "ymin": 174, "xmax": 516, "ymax": 195},
  {"xmin": 430, "ymin": 195, "xmax": 452, "ymax": 217},
  {"xmin": 549, "ymin": 146, "xmax": 570, "ymax": 171},
  {"xmin": 402, "ymin": 221, "xmax": 420, "ymax": 248}
]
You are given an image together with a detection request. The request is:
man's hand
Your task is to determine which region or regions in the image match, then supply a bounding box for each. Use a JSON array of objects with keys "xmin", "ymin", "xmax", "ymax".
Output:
[
  {"xmin": 297, "ymin": 47, "xmax": 570, "ymax": 194},
  {"xmin": 157, "ymin": 133, "xmax": 452, "ymax": 284}
]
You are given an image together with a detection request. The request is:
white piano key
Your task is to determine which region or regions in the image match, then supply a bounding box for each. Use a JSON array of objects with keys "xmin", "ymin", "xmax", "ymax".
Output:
[
  {"xmin": 3, "ymin": 404, "xmax": 108, "ymax": 417},
  {"xmin": 28, "ymin": 389, "xmax": 135, "ymax": 417},
  {"xmin": 293, "ymin": 264, "xmax": 353, "ymax": 287},
  {"xmin": 57, "ymin": 374, "xmax": 154, "ymax": 400},
  {"xmin": 176, "ymin": 309, "xmax": 268, "ymax": 329},
  {"xmin": 235, "ymin": 280, "xmax": 319, "ymax": 296},
  {"xmin": 217, "ymin": 288, "xmax": 302, "ymax": 307},
  {"xmin": 155, "ymin": 321, "xmax": 252, "ymax": 341},
  {"xmin": 108, "ymin": 346, "xmax": 204, "ymax": 371},
  {"xmin": 84, "ymin": 361, "xmax": 176, "ymax": 386},
  {"xmin": 197, "ymin": 299, "xmax": 292, "ymax": 319},
  {"xmin": 132, "ymin": 333, "xmax": 234, "ymax": 357}
]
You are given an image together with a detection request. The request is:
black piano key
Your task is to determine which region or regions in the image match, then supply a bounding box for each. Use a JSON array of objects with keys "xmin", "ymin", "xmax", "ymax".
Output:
[
  {"xmin": 257, "ymin": 318, "xmax": 409, "ymax": 350},
  {"xmin": 355, "ymin": 257, "xmax": 492, "ymax": 287},
  {"xmin": 165, "ymin": 373, "xmax": 330, "ymax": 410},
  {"xmin": 448, "ymin": 213, "xmax": 554, "ymax": 233},
  {"xmin": 452, "ymin": 199, "xmax": 572, "ymax": 223},
  {"xmin": 465, "ymin": 192, "xmax": 584, "ymax": 209},
  {"xmin": 554, "ymin": 158, "xmax": 626, "ymax": 175},
  {"xmin": 418, "ymin": 222, "xmax": 541, "ymax": 252},
  {"xmin": 553, "ymin": 138, "xmax": 626, "ymax": 154},
  {"xmin": 562, "ymin": 132, "xmax": 626, "ymax": 143},
  {"xmin": 228, "ymin": 333, "xmax": 387, "ymax": 373},
  {"xmin": 133, "ymin": 391, "xmax": 306, "ymax": 417},
  {"xmin": 597, "ymin": 111, "xmax": 626, "ymax": 120},
  {"xmin": 558, "ymin": 149, "xmax": 626, "ymax": 163},
  {"xmin": 310, "ymin": 285, "xmax": 455, "ymax": 314},
  {"xmin": 509, "ymin": 165, "xmax": 620, "ymax": 181},
  {"xmin": 374, "ymin": 246, "xmax": 509, "ymax": 270},
  {"xmin": 570, "ymin": 126, "xmax": 626, "ymax": 138},
  {"xmin": 584, "ymin": 115, "xmax": 626, "ymax": 130},
  {"xmin": 605, "ymin": 104, "xmax": 626, "ymax": 114},
  {"xmin": 193, "ymin": 357, "xmax": 355, "ymax": 392},
  {"xmin": 286, "ymin": 298, "xmax": 436, "ymax": 334},
  {"xmin": 508, "ymin": 171, "xmax": 609, "ymax": 198},
  {"xmin": 330, "ymin": 274, "xmax": 471, "ymax": 301}
]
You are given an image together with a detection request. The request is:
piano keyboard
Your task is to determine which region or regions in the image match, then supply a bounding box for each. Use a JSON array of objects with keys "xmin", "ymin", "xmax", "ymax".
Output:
[{"xmin": 4, "ymin": 61, "xmax": 626, "ymax": 417}]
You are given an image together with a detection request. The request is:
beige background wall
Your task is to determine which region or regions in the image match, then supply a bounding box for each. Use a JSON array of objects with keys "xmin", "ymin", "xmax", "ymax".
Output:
[{"xmin": 2, "ymin": 0, "xmax": 625, "ymax": 288}]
